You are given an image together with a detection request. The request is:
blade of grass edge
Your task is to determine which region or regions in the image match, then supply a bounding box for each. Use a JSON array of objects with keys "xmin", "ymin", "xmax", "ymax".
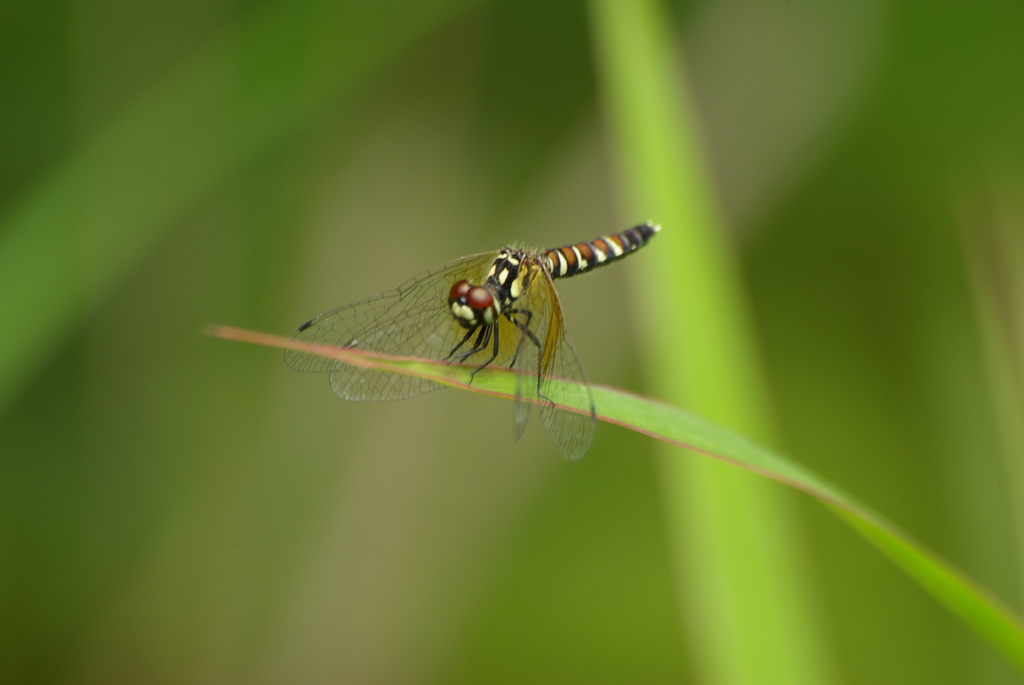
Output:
[{"xmin": 211, "ymin": 324, "xmax": 1024, "ymax": 674}]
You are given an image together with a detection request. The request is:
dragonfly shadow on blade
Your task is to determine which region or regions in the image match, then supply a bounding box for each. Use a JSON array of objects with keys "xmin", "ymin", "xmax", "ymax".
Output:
[{"xmin": 284, "ymin": 222, "xmax": 660, "ymax": 459}]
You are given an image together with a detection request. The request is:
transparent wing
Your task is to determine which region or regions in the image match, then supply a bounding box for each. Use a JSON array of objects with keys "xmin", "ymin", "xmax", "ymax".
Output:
[
  {"xmin": 284, "ymin": 251, "xmax": 501, "ymax": 401},
  {"xmin": 510, "ymin": 262, "xmax": 597, "ymax": 460}
]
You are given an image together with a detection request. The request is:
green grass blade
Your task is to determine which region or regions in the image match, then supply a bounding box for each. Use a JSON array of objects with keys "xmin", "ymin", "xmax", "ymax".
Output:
[
  {"xmin": 212, "ymin": 324, "xmax": 1024, "ymax": 674},
  {"xmin": 588, "ymin": 1, "xmax": 831, "ymax": 682}
]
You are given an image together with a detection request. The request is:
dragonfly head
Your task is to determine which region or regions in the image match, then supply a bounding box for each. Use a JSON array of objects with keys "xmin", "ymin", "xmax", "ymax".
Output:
[{"xmin": 449, "ymin": 280, "xmax": 499, "ymax": 328}]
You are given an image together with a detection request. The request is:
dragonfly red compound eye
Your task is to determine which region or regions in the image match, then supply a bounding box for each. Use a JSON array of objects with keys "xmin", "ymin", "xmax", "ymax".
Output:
[
  {"xmin": 448, "ymin": 280, "xmax": 472, "ymax": 303},
  {"xmin": 464, "ymin": 286, "xmax": 493, "ymax": 311},
  {"xmin": 285, "ymin": 222, "xmax": 660, "ymax": 460}
]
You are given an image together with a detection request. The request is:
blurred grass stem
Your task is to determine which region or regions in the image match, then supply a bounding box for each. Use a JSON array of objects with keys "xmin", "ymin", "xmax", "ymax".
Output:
[{"xmin": 589, "ymin": 1, "xmax": 833, "ymax": 683}]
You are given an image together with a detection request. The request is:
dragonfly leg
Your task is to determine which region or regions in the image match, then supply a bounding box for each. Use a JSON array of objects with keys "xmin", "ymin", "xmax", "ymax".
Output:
[
  {"xmin": 468, "ymin": 325, "xmax": 502, "ymax": 380},
  {"xmin": 506, "ymin": 308, "xmax": 552, "ymax": 404},
  {"xmin": 506, "ymin": 308, "xmax": 539, "ymax": 369},
  {"xmin": 447, "ymin": 324, "xmax": 504, "ymax": 381},
  {"xmin": 447, "ymin": 325, "xmax": 481, "ymax": 360},
  {"xmin": 456, "ymin": 325, "xmax": 489, "ymax": 360}
]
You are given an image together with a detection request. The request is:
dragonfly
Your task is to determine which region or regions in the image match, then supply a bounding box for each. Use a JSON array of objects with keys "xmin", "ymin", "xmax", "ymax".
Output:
[{"xmin": 284, "ymin": 222, "xmax": 660, "ymax": 459}]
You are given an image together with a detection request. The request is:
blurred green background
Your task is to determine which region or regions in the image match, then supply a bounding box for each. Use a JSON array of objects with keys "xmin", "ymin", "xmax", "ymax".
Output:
[{"xmin": 2, "ymin": 1, "xmax": 1023, "ymax": 683}]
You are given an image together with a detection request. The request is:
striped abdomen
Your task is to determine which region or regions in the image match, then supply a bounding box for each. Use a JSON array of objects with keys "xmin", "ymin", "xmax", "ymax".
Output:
[{"xmin": 542, "ymin": 222, "xmax": 660, "ymax": 279}]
